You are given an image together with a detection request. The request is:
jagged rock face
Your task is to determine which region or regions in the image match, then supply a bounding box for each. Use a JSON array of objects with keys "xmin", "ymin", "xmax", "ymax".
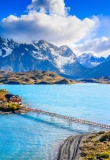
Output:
[
  {"xmin": 78, "ymin": 53, "xmax": 105, "ymax": 68},
  {"xmin": 0, "ymin": 37, "xmax": 80, "ymax": 75}
]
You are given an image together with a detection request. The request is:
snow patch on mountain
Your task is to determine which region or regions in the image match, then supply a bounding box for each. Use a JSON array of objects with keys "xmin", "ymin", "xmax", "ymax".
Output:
[
  {"xmin": 0, "ymin": 48, "xmax": 12, "ymax": 57},
  {"xmin": 2, "ymin": 48, "xmax": 12, "ymax": 57},
  {"xmin": 45, "ymin": 45, "xmax": 76, "ymax": 73},
  {"xmin": 53, "ymin": 54, "xmax": 76, "ymax": 72},
  {"xmin": 31, "ymin": 40, "xmax": 77, "ymax": 73}
]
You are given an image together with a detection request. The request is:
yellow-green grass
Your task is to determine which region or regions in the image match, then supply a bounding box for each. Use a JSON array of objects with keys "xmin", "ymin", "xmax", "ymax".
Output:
[{"xmin": 80, "ymin": 132, "xmax": 110, "ymax": 160}]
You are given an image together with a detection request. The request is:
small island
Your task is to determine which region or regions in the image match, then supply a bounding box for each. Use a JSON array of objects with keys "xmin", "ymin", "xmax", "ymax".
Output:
[{"xmin": 0, "ymin": 89, "xmax": 31, "ymax": 114}]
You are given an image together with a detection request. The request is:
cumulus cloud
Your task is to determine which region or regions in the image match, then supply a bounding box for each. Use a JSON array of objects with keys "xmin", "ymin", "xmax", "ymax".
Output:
[
  {"xmin": 27, "ymin": 0, "xmax": 67, "ymax": 16},
  {"xmin": 72, "ymin": 37, "xmax": 110, "ymax": 57},
  {"xmin": 0, "ymin": 0, "xmax": 99, "ymax": 47},
  {"xmin": 3, "ymin": 0, "xmax": 110, "ymax": 57}
]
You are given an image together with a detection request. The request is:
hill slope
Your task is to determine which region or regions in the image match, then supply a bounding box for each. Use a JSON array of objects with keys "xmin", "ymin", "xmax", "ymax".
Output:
[
  {"xmin": 82, "ymin": 59, "xmax": 110, "ymax": 78},
  {"xmin": 0, "ymin": 70, "xmax": 76, "ymax": 84}
]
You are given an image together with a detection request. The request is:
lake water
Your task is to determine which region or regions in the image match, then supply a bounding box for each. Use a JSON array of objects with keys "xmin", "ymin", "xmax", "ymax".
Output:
[{"xmin": 0, "ymin": 84, "xmax": 110, "ymax": 160}]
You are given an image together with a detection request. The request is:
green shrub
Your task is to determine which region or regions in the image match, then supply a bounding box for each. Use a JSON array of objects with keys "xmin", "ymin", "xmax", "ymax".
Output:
[
  {"xmin": 100, "ymin": 133, "xmax": 110, "ymax": 142},
  {"xmin": 100, "ymin": 153, "xmax": 109, "ymax": 158},
  {"xmin": 81, "ymin": 152, "xmax": 87, "ymax": 157},
  {"xmin": 98, "ymin": 131, "xmax": 105, "ymax": 134},
  {"xmin": 8, "ymin": 103, "xmax": 18, "ymax": 111}
]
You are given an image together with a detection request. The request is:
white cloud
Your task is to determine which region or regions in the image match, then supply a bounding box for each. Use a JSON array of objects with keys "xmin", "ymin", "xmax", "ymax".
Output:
[
  {"xmin": 3, "ymin": 0, "xmax": 110, "ymax": 58},
  {"xmin": 71, "ymin": 37, "xmax": 110, "ymax": 57},
  {"xmin": 28, "ymin": 0, "xmax": 67, "ymax": 16},
  {"xmin": 0, "ymin": 0, "xmax": 99, "ymax": 46}
]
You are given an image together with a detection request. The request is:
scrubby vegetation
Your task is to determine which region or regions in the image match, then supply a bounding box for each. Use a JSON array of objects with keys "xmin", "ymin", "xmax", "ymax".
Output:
[
  {"xmin": 0, "ymin": 89, "xmax": 8, "ymax": 101},
  {"xmin": 100, "ymin": 133, "xmax": 110, "ymax": 142},
  {"xmin": 80, "ymin": 132, "xmax": 110, "ymax": 160},
  {"xmin": 0, "ymin": 102, "xmax": 20, "ymax": 111}
]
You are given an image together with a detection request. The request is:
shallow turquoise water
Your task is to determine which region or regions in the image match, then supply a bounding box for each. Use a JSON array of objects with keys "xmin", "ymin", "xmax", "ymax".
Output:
[{"xmin": 0, "ymin": 84, "xmax": 110, "ymax": 159}]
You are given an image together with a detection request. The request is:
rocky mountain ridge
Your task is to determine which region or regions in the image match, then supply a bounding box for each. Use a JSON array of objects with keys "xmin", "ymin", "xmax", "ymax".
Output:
[
  {"xmin": 0, "ymin": 37, "xmax": 78, "ymax": 73},
  {"xmin": 0, "ymin": 36, "xmax": 110, "ymax": 79}
]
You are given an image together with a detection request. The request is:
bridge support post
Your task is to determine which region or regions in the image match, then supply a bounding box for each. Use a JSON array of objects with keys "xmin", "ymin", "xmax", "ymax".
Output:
[
  {"xmin": 50, "ymin": 116, "xmax": 54, "ymax": 122},
  {"xmin": 88, "ymin": 125, "xmax": 95, "ymax": 133},
  {"xmin": 72, "ymin": 123, "xmax": 78, "ymax": 130},
  {"xmin": 37, "ymin": 112, "xmax": 40, "ymax": 117},
  {"xmin": 68, "ymin": 119, "xmax": 72, "ymax": 126}
]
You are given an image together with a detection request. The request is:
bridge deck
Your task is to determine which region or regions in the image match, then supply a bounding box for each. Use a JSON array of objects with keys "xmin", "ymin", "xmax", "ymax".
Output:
[{"xmin": 30, "ymin": 108, "xmax": 110, "ymax": 130}]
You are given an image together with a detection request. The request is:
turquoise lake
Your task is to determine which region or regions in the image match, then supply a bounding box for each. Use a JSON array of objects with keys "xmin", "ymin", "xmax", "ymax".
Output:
[{"xmin": 0, "ymin": 84, "xmax": 110, "ymax": 160}]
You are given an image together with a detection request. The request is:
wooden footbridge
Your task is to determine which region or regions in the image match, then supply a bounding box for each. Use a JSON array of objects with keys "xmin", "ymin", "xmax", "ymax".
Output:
[{"xmin": 30, "ymin": 108, "xmax": 110, "ymax": 131}]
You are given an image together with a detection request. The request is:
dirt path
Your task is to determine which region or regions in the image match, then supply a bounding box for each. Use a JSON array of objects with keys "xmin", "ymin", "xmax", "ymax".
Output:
[{"xmin": 57, "ymin": 135, "xmax": 89, "ymax": 160}]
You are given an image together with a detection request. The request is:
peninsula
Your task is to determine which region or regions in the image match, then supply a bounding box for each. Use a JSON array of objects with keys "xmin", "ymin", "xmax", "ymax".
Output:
[{"xmin": 0, "ymin": 89, "xmax": 31, "ymax": 114}]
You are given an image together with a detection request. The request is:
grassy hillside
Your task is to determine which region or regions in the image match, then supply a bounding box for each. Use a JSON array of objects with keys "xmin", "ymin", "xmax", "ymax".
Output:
[
  {"xmin": 80, "ymin": 132, "xmax": 110, "ymax": 160},
  {"xmin": 0, "ymin": 70, "xmax": 76, "ymax": 84}
]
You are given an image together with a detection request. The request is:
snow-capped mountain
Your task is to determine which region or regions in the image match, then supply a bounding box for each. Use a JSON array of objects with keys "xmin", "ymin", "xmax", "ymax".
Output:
[
  {"xmin": 0, "ymin": 37, "xmax": 18, "ymax": 57},
  {"xmin": 32, "ymin": 40, "xmax": 77, "ymax": 73},
  {"xmin": 0, "ymin": 37, "xmax": 83, "ymax": 77},
  {"xmin": 1, "ymin": 36, "xmax": 109, "ymax": 79},
  {"xmin": 78, "ymin": 53, "xmax": 105, "ymax": 68}
]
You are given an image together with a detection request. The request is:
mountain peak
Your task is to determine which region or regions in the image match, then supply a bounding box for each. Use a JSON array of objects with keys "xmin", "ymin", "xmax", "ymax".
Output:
[
  {"xmin": 78, "ymin": 53, "xmax": 106, "ymax": 68},
  {"xmin": 37, "ymin": 40, "xmax": 47, "ymax": 44},
  {"xmin": 60, "ymin": 45, "xmax": 69, "ymax": 50},
  {"xmin": 59, "ymin": 45, "xmax": 76, "ymax": 57},
  {"xmin": 80, "ymin": 53, "xmax": 94, "ymax": 58}
]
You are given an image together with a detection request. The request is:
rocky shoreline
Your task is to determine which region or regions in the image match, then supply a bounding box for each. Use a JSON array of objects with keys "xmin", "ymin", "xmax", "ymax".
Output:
[{"xmin": 0, "ymin": 106, "xmax": 33, "ymax": 115}]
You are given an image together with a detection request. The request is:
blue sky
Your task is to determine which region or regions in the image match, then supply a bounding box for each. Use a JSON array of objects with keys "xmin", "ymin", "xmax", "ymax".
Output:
[
  {"xmin": 0, "ymin": 0, "xmax": 110, "ymax": 19},
  {"xmin": 68, "ymin": 0, "xmax": 110, "ymax": 19},
  {"xmin": 0, "ymin": 0, "xmax": 110, "ymax": 56}
]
